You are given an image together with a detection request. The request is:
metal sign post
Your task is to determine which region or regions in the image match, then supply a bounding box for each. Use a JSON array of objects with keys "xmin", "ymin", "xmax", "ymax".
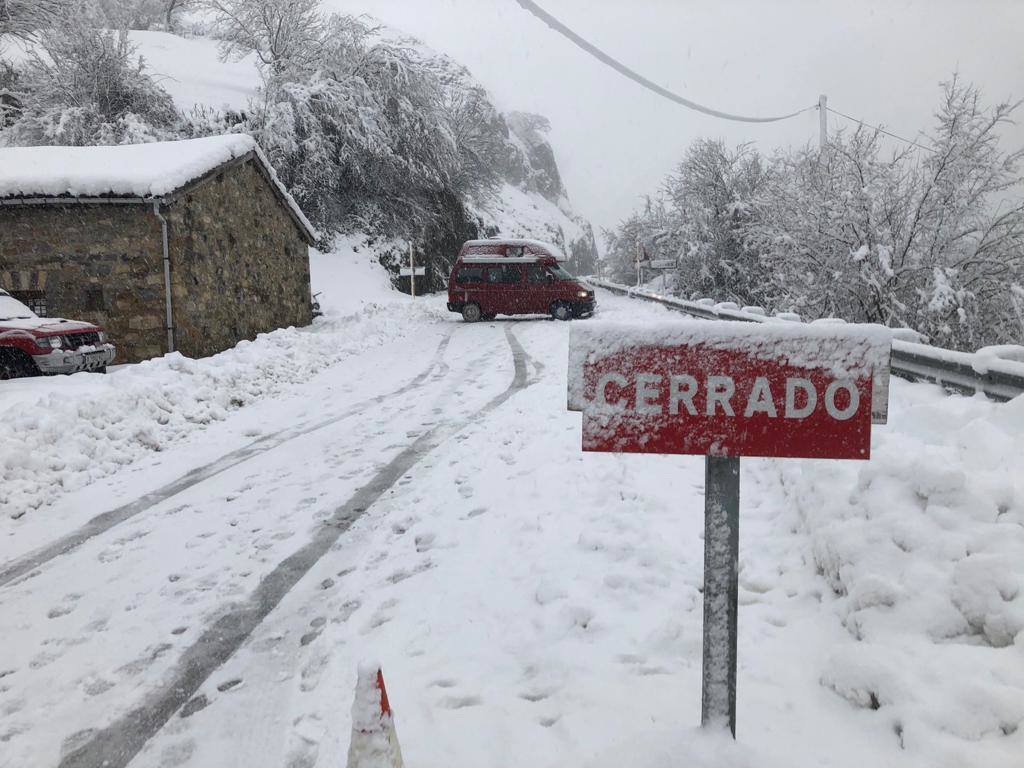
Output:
[
  {"xmin": 410, "ymin": 242, "xmax": 416, "ymax": 298},
  {"xmin": 701, "ymin": 455, "xmax": 739, "ymax": 735},
  {"xmin": 568, "ymin": 320, "xmax": 891, "ymax": 738},
  {"xmin": 399, "ymin": 245, "xmax": 426, "ymax": 296}
]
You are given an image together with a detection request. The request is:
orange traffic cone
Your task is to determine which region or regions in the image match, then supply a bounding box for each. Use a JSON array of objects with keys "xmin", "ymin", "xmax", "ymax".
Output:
[{"xmin": 346, "ymin": 664, "xmax": 405, "ymax": 768}]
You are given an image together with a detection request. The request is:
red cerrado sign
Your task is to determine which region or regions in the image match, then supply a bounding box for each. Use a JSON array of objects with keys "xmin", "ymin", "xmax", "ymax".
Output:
[{"xmin": 568, "ymin": 321, "xmax": 892, "ymax": 460}]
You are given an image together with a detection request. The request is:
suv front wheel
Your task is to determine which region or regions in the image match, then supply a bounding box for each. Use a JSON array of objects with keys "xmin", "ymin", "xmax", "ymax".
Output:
[
  {"xmin": 461, "ymin": 303, "xmax": 482, "ymax": 322},
  {"xmin": 0, "ymin": 349, "xmax": 39, "ymax": 380}
]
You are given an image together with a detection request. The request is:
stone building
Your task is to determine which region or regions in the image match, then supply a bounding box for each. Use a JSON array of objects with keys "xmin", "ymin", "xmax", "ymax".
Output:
[{"xmin": 0, "ymin": 135, "xmax": 317, "ymax": 363}]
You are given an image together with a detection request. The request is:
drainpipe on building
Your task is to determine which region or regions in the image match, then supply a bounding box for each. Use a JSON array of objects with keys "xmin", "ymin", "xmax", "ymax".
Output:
[{"xmin": 152, "ymin": 201, "xmax": 175, "ymax": 353}]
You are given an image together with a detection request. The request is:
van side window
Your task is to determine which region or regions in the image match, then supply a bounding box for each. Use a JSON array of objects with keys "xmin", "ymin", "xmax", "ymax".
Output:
[
  {"xmin": 488, "ymin": 265, "xmax": 522, "ymax": 284},
  {"xmin": 527, "ymin": 265, "xmax": 550, "ymax": 283},
  {"xmin": 506, "ymin": 245, "xmax": 525, "ymax": 258},
  {"xmin": 455, "ymin": 267, "xmax": 485, "ymax": 284}
]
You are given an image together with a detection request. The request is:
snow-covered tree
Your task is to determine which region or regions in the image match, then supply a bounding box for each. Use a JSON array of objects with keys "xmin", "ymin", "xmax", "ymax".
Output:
[
  {"xmin": 0, "ymin": 0, "xmax": 67, "ymax": 43},
  {"xmin": 203, "ymin": 0, "xmax": 326, "ymax": 75},
  {"xmin": 607, "ymin": 77, "xmax": 1024, "ymax": 350},
  {"xmin": 749, "ymin": 77, "xmax": 1024, "ymax": 348},
  {"xmin": 665, "ymin": 139, "xmax": 769, "ymax": 303}
]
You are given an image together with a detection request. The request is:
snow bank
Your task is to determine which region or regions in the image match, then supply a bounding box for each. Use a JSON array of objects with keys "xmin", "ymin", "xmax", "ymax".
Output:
[
  {"xmin": 779, "ymin": 379, "xmax": 1024, "ymax": 763},
  {"xmin": 0, "ymin": 242, "xmax": 433, "ymax": 519}
]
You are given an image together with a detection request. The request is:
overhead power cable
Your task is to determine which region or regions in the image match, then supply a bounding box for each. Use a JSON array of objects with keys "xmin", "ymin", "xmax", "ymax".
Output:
[
  {"xmin": 826, "ymin": 106, "xmax": 935, "ymax": 152},
  {"xmin": 513, "ymin": 0, "xmax": 815, "ymax": 123}
]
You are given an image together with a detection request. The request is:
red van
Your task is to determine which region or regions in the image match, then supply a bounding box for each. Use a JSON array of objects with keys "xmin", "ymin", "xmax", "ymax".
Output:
[{"xmin": 446, "ymin": 238, "xmax": 595, "ymax": 322}]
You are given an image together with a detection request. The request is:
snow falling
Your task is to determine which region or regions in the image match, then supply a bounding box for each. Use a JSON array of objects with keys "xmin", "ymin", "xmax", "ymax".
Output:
[{"xmin": 2, "ymin": 2, "xmax": 1023, "ymax": 767}]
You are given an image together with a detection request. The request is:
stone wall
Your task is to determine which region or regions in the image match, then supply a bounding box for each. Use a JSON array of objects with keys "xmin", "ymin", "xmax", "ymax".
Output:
[
  {"xmin": 0, "ymin": 155, "xmax": 312, "ymax": 365},
  {"xmin": 0, "ymin": 204, "xmax": 167, "ymax": 362},
  {"xmin": 163, "ymin": 158, "xmax": 312, "ymax": 360}
]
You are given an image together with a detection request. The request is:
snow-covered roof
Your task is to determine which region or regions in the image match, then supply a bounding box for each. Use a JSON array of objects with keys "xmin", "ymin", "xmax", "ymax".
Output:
[
  {"xmin": 0, "ymin": 135, "xmax": 319, "ymax": 242},
  {"xmin": 462, "ymin": 237, "xmax": 566, "ymax": 261}
]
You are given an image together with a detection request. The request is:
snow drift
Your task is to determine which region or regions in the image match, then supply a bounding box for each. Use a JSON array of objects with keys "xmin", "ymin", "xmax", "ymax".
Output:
[{"xmin": 780, "ymin": 380, "xmax": 1024, "ymax": 764}]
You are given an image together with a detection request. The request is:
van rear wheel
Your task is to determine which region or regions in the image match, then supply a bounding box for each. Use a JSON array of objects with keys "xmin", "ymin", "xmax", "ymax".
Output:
[
  {"xmin": 550, "ymin": 302, "xmax": 572, "ymax": 321},
  {"xmin": 461, "ymin": 303, "xmax": 482, "ymax": 322}
]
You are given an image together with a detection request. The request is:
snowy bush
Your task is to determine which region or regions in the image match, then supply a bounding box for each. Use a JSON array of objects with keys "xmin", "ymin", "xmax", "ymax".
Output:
[{"xmin": 3, "ymin": 23, "xmax": 179, "ymax": 145}]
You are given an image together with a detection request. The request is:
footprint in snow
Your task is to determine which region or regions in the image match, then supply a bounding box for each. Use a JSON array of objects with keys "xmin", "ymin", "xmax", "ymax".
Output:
[
  {"xmin": 300, "ymin": 617, "xmax": 326, "ymax": 646},
  {"xmin": 160, "ymin": 739, "xmax": 197, "ymax": 768},
  {"xmin": 387, "ymin": 560, "xmax": 433, "ymax": 585},
  {"xmin": 299, "ymin": 652, "xmax": 330, "ymax": 692},
  {"xmin": 82, "ymin": 677, "xmax": 115, "ymax": 696},
  {"xmin": 179, "ymin": 694, "xmax": 209, "ymax": 718},
  {"xmin": 362, "ymin": 599, "xmax": 398, "ymax": 633},
  {"xmin": 439, "ymin": 695, "xmax": 482, "ymax": 709},
  {"xmin": 46, "ymin": 593, "xmax": 83, "ymax": 619},
  {"xmin": 335, "ymin": 600, "xmax": 360, "ymax": 623},
  {"xmin": 285, "ymin": 714, "xmax": 323, "ymax": 768},
  {"xmin": 519, "ymin": 688, "xmax": 556, "ymax": 703}
]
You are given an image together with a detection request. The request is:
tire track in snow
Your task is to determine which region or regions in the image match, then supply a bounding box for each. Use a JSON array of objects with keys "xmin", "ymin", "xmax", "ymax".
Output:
[
  {"xmin": 57, "ymin": 326, "xmax": 535, "ymax": 768},
  {"xmin": 0, "ymin": 329, "xmax": 455, "ymax": 590}
]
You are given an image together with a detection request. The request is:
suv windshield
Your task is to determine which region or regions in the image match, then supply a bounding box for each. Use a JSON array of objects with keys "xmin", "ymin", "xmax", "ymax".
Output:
[
  {"xmin": 0, "ymin": 293, "xmax": 36, "ymax": 321},
  {"xmin": 549, "ymin": 264, "xmax": 576, "ymax": 281}
]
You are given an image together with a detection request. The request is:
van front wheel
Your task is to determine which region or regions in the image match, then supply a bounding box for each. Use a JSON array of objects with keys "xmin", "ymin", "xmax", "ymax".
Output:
[
  {"xmin": 461, "ymin": 303, "xmax": 482, "ymax": 322},
  {"xmin": 550, "ymin": 302, "xmax": 572, "ymax": 321}
]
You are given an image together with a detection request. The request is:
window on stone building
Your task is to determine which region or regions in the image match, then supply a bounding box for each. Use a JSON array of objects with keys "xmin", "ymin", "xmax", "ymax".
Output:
[
  {"xmin": 84, "ymin": 286, "xmax": 105, "ymax": 312},
  {"xmin": 11, "ymin": 290, "xmax": 46, "ymax": 316}
]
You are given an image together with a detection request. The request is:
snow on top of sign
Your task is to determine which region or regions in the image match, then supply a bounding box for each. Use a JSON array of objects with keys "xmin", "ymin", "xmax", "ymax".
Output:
[
  {"xmin": 0, "ymin": 135, "xmax": 319, "ymax": 240},
  {"xmin": 568, "ymin": 319, "xmax": 893, "ymax": 412},
  {"xmin": 462, "ymin": 238, "xmax": 566, "ymax": 260}
]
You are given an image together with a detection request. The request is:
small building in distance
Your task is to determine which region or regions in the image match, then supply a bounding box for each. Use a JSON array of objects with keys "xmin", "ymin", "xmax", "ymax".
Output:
[{"xmin": 0, "ymin": 134, "xmax": 318, "ymax": 363}]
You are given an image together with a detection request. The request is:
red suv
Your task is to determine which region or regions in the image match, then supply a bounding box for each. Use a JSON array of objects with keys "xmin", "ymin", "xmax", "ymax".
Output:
[
  {"xmin": 447, "ymin": 239, "xmax": 596, "ymax": 322},
  {"xmin": 0, "ymin": 289, "xmax": 116, "ymax": 378}
]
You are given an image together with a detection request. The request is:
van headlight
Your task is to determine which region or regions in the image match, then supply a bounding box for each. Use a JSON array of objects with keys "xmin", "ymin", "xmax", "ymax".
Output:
[
  {"xmin": 577, "ymin": 291, "xmax": 590, "ymax": 298},
  {"xmin": 97, "ymin": 331, "xmax": 107, "ymax": 343},
  {"xmin": 37, "ymin": 336, "xmax": 63, "ymax": 349}
]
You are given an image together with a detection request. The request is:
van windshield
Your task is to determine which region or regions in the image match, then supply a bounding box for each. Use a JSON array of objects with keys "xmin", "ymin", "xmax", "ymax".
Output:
[{"xmin": 549, "ymin": 264, "xmax": 575, "ymax": 281}]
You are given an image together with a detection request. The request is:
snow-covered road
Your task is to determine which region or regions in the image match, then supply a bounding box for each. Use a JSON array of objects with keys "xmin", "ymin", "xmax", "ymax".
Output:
[{"xmin": 2, "ymin": 286, "xmax": 1022, "ymax": 768}]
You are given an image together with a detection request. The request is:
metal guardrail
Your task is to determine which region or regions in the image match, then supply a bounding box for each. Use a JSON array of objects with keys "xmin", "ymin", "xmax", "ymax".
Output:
[{"xmin": 589, "ymin": 278, "xmax": 1024, "ymax": 403}]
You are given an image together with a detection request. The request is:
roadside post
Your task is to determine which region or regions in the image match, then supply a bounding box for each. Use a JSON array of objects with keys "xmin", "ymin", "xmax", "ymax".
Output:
[
  {"xmin": 400, "ymin": 242, "xmax": 426, "ymax": 296},
  {"xmin": 568, "ymin": 320, "xmax": 891, "ymax": 737},
  {"xmin": 648, "ymin": 259, "xmax": 675, "ymax": 293}
]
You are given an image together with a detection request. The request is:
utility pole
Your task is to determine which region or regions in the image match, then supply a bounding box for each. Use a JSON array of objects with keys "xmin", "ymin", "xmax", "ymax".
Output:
[{"xmin": 818, "ymin": 94, "xmax": 828, "ymax": 161}]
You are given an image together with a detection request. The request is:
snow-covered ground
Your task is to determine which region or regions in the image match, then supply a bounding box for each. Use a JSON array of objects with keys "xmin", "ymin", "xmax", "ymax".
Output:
[
  {"xmin": 1, "ymin": 253, "xmax": 1021, "ymax": 767},
  {"xmin": 0, "ymin": 242, "xmax": 423, "ymax": 521}
]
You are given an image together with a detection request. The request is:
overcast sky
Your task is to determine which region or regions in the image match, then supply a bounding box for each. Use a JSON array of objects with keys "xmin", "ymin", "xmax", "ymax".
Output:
[{"xmin": 327, "ymin": 0, "xmax": 1024, "ymax": 236}]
